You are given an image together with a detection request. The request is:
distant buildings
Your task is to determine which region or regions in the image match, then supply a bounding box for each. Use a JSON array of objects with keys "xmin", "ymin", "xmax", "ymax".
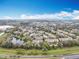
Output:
[
  {"xmin": 0, "ymin": 25, "xmax": 14, "ymax": 31},
  {"xmin": 1, "ymin": 20, "xmax": 79, "ymax": 48}
]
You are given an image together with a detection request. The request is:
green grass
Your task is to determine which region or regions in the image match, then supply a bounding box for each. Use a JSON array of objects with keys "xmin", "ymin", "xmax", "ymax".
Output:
[
  {"xmin": 0, "ymin": 46, "xmax": 79, "ymax": 55},
  {"xmin": 47, "ymin": 46, "xmax": 79, "ymax": 55},
  {"xmin": 25, "ymin": 46, "xmax": 79, "ymax": 55}
]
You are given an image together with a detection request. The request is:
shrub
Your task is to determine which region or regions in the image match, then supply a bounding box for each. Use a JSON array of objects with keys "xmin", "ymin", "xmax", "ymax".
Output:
[
  {"xmin": 27, "ymin": 51, "xmax": 39, "ymax": 55},
  {"xmin": 42, "ymin": 51, "xmax": 48, "ymax": 55},
  {"xmin": 16, "ymin": 50, "xmax": 25, "ymax": 55}
]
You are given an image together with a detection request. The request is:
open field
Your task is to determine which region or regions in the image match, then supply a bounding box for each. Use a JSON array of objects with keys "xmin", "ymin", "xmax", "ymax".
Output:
[{"xmin": 0, "ymin": 46, "xmax": 79, "ymax": 55}]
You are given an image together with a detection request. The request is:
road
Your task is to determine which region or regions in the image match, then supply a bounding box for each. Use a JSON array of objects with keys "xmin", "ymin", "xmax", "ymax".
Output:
[
  {"xmin": 1, "ymin": 54, "xmax": 79, "ymax": 59},
  {"xmin": 0, "ymin": 55, "xmax": 55, "ymax": 59},
  {"xmin": 62, "ymin": 54, "xmax": 79, "ymax": 59}
]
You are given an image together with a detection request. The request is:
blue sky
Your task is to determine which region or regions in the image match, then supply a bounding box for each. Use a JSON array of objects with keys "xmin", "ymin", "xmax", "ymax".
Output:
[{"xmin": 0, "ymin": 0, "xmax": 79, "ymax": 19}]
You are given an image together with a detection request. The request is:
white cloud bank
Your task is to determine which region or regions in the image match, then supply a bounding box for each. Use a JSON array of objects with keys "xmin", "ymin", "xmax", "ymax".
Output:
[
  {"xmin": 20, "ymin": 10, "xmax": 79, "ymax": 20},
  {"xmin": 0, "ymin": 16, "xmax": 13, "ymax": 19},
  {"xmin": 0, "ymin": 10, "xmax": 79, "ymax": 20}
]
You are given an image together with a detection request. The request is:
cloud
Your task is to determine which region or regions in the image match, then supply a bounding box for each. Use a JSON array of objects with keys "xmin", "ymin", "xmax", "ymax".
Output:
[
  {"xmin": 20, "ymin": 10, "xmax": 79, "ymax": 20},
  {"xmin": 72, "ymin": 10, "xmax": 79, "ymax": 20},
  {"xmin": 73, "ymin": 16, "xmax": 79, "ymax": 20},
  {"xmin": 0, "ymin": 16, "xmax": 13, "ymax": 19},
  {"xmin": 0, "ymin": 10, "xmax": 79, "ymax": 20},
  {"xmin": 20, "ymin": 11, "xmax": 74, "ymax": 20},
  {"xmin": 20, "ymin": 14, "xmax": 54, "ymax": 19}
]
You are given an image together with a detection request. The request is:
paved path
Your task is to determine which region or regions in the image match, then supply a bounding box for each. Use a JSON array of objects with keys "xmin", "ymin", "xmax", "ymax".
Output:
[
  {"xmin": 0, "ymin": 55, "xmax": 54, "ymax": 58},
  {"xmin": 1, "ymin": 54, "xmax": 79, "ymax": 59},
  {"xmin": 62, "ymin": 54, "xmax": 79, "ymax": 59}
]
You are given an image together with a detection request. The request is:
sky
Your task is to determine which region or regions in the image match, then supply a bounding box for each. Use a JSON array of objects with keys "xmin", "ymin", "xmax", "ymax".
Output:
[{"xmin": 0, "ymin": 0, "xmax": 79, "ymax": 20}]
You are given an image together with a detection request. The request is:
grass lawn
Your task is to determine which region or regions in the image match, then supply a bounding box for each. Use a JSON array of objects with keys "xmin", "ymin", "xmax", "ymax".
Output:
[
  {"xmin": 47, "ymin": 46, "xmax": 79, "ymax": 55},
  {"xmin": 0, "ymin": 46, "xmax": 79, "ymax": 55}
]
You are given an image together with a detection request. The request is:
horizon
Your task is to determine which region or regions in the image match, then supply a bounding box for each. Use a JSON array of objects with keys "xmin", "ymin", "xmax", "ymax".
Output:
[{"xmin": 0, "ymin": 0, "xmax": 79, "ymax": 20}]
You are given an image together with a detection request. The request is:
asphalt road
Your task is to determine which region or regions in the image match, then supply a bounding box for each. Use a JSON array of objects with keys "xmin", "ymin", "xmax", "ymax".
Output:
[
  {"xmin": 62, "ymin": 54, "xmax": 79, "ymax": 59},
  {"xmin": 0, "ymin": 55, "xmax": 54, "ymax": 58},
  {"xmin": 1, "ymin": 54, "xmax": 79, "ymax": 59}
]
